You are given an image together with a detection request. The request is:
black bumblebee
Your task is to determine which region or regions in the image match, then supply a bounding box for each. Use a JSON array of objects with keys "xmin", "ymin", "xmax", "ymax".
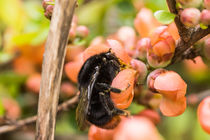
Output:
[{"xmin": 76, "ymin": 50, "xmax": 129, "ymax": 130}]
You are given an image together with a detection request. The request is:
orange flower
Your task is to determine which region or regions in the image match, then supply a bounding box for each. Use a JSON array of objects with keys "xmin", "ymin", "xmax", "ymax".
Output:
[
  {"xmin": 204, "ymin": 0, "xmax": 210, "ymax": 9},
  {"xmin": 160, "ymin": 96, "xmax": 186, "ymax": 117},
  {"xmin": 147, "ymin": 26, "xmax": 175, "ymax": 68},
  {"xmin": 26, "ymin": 73, "xmax": 41, "ymax": 93},
  {"xmin": 83, "ymin": 44, "xmax": 110, "ymax": 62},
  {"xmin": 134, "ymin": 8, "xmax": 161, "ymax": 37},
  {"xmin": 65, "ymin": 45, "xmax": 85, "ymax": 61},
  {"xmin": 134, "ymin": 38, "xmax": 151, "ymax": 60},
  {"xmin": 168, "ymin": 22, "xmax": 180, "ymax": 41},
  {"xmin": 107, "ymin": 39, "xmax": 132, "ymax": 64},
  {"xmin": 88, "ymin": 125, "xmax": 115, "ymax": 140},
  {"xmin": 116, "ymin": 26, "xmax": 136, "ymax": 56},
  {"xmin": 111, "ymin": 69, "xmax": 136, "ymax": 109},
  {"xmin": 65, "ymin": 55, "xmax": 84, "ymax": 83},
  {"xmin": 2, "ymin": 98, "xmax": 21, "ymax": 120},
  {"xmin": 113, "ymin": 117, "xmax": 162, "ymax": 140},
  {"xmin": 184, "ymin": 56, "xmax": 208, "ymax": 75},
  {"xmin": 197, "ymin": 96, "xmax": 210, "ymax": 134},
  {"xmin": 154, "ymin": 71, "xmax": 187, "ymax": 100},
  {"xmin": 147, "ymin": 70, "xmax": 187, "ymax": 116},
  {"xmin": 60, "ymin": 82, "xmax": 77, "ymax": 97},
  {"xmin": 137, "ymin": 109, "xmax": 161, "ymax": 125}
]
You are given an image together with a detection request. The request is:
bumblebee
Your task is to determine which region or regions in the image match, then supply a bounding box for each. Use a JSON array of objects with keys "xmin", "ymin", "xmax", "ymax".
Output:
[{"xmin": 76, "ymin": 50, "xmax": 129, "ymax": 130}]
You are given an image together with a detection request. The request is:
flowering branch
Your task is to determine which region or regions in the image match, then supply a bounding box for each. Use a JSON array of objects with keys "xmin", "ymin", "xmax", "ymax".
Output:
[{"xmin": 166, "ymin": 0, "xmax": 210, "ymax": 64}]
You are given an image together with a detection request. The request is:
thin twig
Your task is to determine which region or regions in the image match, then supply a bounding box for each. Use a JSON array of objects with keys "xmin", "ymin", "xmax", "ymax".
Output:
[
  {"xmin": 172, "ymin": 27, "xmax": 210, "ymax": 63},
  {"xmin": 187, "ymin": 90, "xmax": 210, "ymax": 105},
  {"xmin": 166, "ymin": 0, "xmax": 190, "ymax": 41},
  {"xmin": 0, "ymin": 95, "xmax": 79, "ymax": 135}
]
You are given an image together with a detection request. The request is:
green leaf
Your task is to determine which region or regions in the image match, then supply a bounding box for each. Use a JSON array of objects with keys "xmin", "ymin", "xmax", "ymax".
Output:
[
  {"xmin": 0, "ymin": 100, "xmax": 5, "ymax": 117},
  {"xmin": 46, "ymin": 1, "xmax": 55, "ymax": 5},
  {"xmin": 200, "ymin": 23, "xmax": 208, "ymax": 30},
  {"xmin": 127, "ymin": 102, "xmax": 145, "ymax": 115},
  {"xmin": 144, "ymin": 0, "xmax": 168, "ymax": 12},
  {"xmin": 0, "ymin": 52, "xmax": 13, "ymax": 63},
  {"xmin": 154, "ymin": 10, "xmax": 175, "ymax": 24},
  {"xmin": 77, "ymin": 1, "xmax": 108, "ymax": 25},
  {"xmin": 0, "ymin": 71, "xmax": 26, "ymax": 85}
]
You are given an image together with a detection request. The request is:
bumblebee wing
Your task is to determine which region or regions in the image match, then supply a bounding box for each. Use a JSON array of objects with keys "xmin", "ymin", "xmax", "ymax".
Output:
[
  {"xmin": 76, "ymin": 87, "xmax": 89, "ymax": 130},
  {"xmin": 76, "ymin": 66, "xmax": 100, "ymax": 130}
]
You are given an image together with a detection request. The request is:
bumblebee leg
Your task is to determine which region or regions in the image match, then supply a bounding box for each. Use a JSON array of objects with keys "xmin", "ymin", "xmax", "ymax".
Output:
[
  {"xmin": 112, "ymin": 84, "xmax": 131, "ymax": 93},
  {"xmin": 99, "ymin": 92, "xmax": 130, "ymax": 117},
  {"xmin": 114, "ymin": 109, "xmax": 130, "ymax": 117},
  {"xmin": 97, "ymin": 83, "xmax": 131, "ymax": 94},
  {"xmin": 97, "ymin": 83, "xmax": 121, "ymax": 93},
  {"xmin": 99, "ymin": 92, "xmax": 115, "ymax": 115}
]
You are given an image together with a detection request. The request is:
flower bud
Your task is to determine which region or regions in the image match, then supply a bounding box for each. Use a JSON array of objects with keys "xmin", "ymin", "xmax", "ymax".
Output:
[
  {"xmin": 177, "ymin": 0, "xmax": 202, "ymax": 8},
  {"xmin": 201, "ymin": 10, "xmax": 210, "ymax": 26},
  {"xmin": 90, "ymin": 36, "xmax": 105, "ymax": 46},
  {"xmin": 147, "ymin": 26, "xmax": 175, "ymax": 68},
  {"xmin": 204, "ymin": 0, "xmax": 210, "ymax": 9},
  {"xmin": 26, "ymin": 73, "xmax": 41, "ymax": 93},
  {"xmin": 2, "ymin": 98, "xmax": 21, "ymax": 120},
  {"xmin": 61, "ymin": 82, "xmax": 77, "ymax": 97},
  {"xmin": 197, "ymin": 96, "xmax": 210, "ymax": 134},
  {"xmin": 180, "ymin": 8, "xmax": 200, "ymax": 27},
  {"xmin": 42, "ymin": 0, "xmax": 54, "ymax": 9},
  {"xmin": 76, "ymin": 25, "xmax": 89, "ymax": 38},
  {"xmin": 130, "ymin": 59, "xmax": 148, "ymax": 84},
  {"xmin": 204, "ymin": 38, "xmax": 210, "ymax": 60},
  {"xmin": 42, "ymin": 0, "xmax": 54, "ymax": 19},
  {"xmin": 69, "ymin": 15, "xmax": 78, "ymax": 40},
  {"xmin": 44, "ymin": 5, "xmax": 54, "ymax": 19},
  {"xmin": 134, "ymin": 38, "xmax": 151, "ymax": 60}
]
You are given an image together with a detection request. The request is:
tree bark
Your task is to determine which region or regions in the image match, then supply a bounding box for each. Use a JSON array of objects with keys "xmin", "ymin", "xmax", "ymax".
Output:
[{"xmin": 35, "ymin": 0, "xmax": 77, "ymax": 140}]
